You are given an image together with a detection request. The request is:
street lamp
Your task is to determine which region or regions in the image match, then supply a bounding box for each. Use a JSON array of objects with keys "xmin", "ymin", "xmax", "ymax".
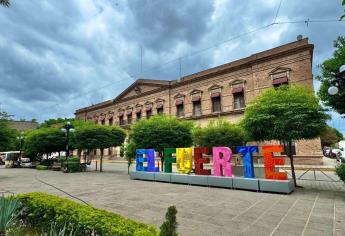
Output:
[
  {"xmin": 16, "ymin": 131, "xmax": 24, "ymax": 167},
  {"xmin": 328, "ymin": 64, "xmax": 345, "ymax": 95},
  {"xmin": 61, "ymin": 121, "xmax": 75, "ymax": 172}
]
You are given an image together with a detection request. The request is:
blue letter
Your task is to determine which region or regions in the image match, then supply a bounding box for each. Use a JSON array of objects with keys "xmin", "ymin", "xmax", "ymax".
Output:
[
  {"xmin": 135, "ymin": 149, "xmax": 146, "ymax": 171},
  {"xmin": 236, "ymin": 146, "xmax": 258, "ymax": 178},
  {"xmin": 146, "ymin": 149, "xmax": 159, "ymax": 172}
]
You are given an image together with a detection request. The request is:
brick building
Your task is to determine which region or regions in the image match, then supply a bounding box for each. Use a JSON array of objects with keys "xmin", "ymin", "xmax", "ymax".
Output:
[
  {"xmin": 75, "ymin": 38, "xmax": 323, "ymax": 164},
  {"xmin": 7, "ymin": 120, "xmax": 38, "ymax": 132}
]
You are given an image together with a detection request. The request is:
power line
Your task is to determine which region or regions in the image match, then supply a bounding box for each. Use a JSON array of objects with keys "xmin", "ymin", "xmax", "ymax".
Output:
[
  {"xmin": 273, "ymin": 0, "xmax": 283, "ymax": 24},
  {"xmin": 31, "ymin": 18, "xmax": 345, "ymax": 119}
]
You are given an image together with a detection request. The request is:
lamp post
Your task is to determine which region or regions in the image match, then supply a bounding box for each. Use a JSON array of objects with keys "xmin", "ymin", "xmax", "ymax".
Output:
[
  {"xmin": 61, "ymin": 121, "xmax": 75, "ymax": 172},
  {"xmin": 328, "ymin": 64, "xmax": 345, "ymax": 95},
  {"xmin": 16, "ymin": 131, "xmax": 24, "ymax": 167}
]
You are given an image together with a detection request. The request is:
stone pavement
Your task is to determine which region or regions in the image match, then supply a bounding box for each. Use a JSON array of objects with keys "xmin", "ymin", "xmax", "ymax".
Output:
[{"xmin": 0, "ymin": 164, "xmax": 345, "ymax": 236}]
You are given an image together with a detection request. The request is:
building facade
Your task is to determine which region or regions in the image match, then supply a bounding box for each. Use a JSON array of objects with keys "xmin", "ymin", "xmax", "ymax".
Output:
[{"xmin": 75, "ymin": 38, "xmax": 323, "ymax": 164}]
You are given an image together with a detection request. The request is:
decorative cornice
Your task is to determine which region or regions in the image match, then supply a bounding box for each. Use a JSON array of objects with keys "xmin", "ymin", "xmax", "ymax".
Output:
[{"xmin": 174, "ymin": 93, "xmax": 186, "ymax": 99}]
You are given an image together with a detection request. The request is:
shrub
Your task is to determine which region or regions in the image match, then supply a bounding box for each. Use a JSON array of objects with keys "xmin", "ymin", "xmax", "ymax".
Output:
[
  {"xmin": 16, "ymin": 192, "xmax": 158, "ymax": 236},
  {"xmin": 128, "ymin": 115, "xmax": 193, "ymax": 157},
  {"xmin": 193, "ymin": 119, "xmax": 247, "ymax": 152},
  {"xmin": 40, "ymin": 158, "xmax": 55, "ymax": 167},
  {"xmin": 160, "ymin": 206, "xmax": 178, "ymax": 236},
  {"xmin": 336, "ymin": 164, "xmax": 345, "ymax": 183},
  {"xmin": 0, "ymin": 195, "xmax": 21, "ymax": 235},
  {"xmin": 36, "ymin": 165, "xmax": 48, "ymax": 170},
  {"xmin": 59, "ymin": 157, "xmax": 81, "ymax": 173}
]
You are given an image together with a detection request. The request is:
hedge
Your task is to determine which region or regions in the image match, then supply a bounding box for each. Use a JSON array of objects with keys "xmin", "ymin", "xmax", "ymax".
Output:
[
  {"xmin": 16, "ymin": 192, "xmax": 158, "ymax": 236},
  {"xmin": 60, "ymin": 156, "xmax": 81, "ymax": 172},
  {"xmin": 36, "ymin": 165, "xmax": 48, "ymax": 170}
]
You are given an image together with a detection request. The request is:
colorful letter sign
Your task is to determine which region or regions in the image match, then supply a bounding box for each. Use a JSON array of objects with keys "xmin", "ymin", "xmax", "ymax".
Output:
[
  {"xmin": 135, "ymin": 144, "xmax": 290, "ymax": 182},
  {"xmin": 146, "ymin": 149, "xmax": 159, "ymax": 172},
  {"xmin": 135, "ymin": 149, "xmax": 146, "ymax": 171},
  {"xmin": 213, "ymin": 147, "xmax": 233, "ymax": 177},
  {"xmin": 164, "ymin": 148, "xmax": 176, "ymax": 173},
  {"xmin": 194, "ymin": 147, "xmax": 211, "ymax": 175},
  {"xmin": 262, "ymin": 145, "xmax": 287, "ymax": 180},
  {"xmin": 176, "ymin": 148, "xmax": 193, "ymax": 174},
  {"xmin": 236, "ymin": 146, "xmax": 258, "ymax": 178}
]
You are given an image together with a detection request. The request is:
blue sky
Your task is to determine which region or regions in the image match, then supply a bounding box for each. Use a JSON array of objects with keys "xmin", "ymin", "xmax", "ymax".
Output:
[{"xmin": 0, "ymin": 0, "xmax": 344, "ymax": 134}]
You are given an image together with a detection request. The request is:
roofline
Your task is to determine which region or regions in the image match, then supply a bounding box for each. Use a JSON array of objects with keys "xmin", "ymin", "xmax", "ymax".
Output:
[{"xmin": 75, "ymin": 38, "xmax": 313, "ymax": 115}]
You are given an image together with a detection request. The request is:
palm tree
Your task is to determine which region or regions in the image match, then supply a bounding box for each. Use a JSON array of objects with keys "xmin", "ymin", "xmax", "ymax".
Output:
[{"xmin": 0, "ymin": 0, "xmax": 10, "ymax": 7}]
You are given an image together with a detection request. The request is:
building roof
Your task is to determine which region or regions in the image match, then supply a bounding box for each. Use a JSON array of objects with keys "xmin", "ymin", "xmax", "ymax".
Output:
[
  {"xmin": 75, "ymin": 38, "xmax": 313, "ymax": 114},
  {"xmin": 6, "ymin": 120, "xmax": 38, "ymax": 132}
]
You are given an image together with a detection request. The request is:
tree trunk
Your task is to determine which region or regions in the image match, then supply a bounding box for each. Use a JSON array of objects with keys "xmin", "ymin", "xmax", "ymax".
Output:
[
  {"xmin": 100, "ymin": 149, "xmax": 103, "ymax": 172},
  {"xmin": 288, "ymin": 140, "xmax": 297, "ymax": 187}
]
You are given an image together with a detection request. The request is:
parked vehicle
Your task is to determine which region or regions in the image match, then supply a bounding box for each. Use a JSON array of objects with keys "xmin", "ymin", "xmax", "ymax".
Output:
[
  {"xmin": 0, "ymin": 153, "xmax": 5, "ymax": 165},
  {"xmin": 20, "ymin": 158, "xmax": 36, "ymax": 168},
  {"xmin": 0, "ymin": 151, "xmax": 21, "ymax": 168}
]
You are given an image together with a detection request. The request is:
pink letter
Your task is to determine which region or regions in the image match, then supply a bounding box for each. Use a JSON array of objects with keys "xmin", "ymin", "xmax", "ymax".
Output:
[{"xmin": 213, "ymin": 147, "xmax": 233, "ymax": 177}]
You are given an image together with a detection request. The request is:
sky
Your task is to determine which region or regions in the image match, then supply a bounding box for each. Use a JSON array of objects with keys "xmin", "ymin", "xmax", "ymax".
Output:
[{"xmin": 0, "ymin": 0, "xmax": 344, "ymax": 134}]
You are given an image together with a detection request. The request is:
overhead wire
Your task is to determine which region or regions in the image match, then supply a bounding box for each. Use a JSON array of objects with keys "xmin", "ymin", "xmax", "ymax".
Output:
[{"xmin": 31, "ymin": 18, "xmax": 345, "ymax": 119}]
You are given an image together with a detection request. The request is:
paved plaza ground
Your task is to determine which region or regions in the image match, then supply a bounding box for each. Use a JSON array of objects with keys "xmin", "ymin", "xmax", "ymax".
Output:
[{"xmin": 1, "ymin": 163, "xmax": 345, "ymax": 236}]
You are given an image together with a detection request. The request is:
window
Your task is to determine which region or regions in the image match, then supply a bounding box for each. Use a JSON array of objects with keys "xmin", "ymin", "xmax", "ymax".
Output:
[
  {"xmin": 157, "ymin": 107, "xmax": 163, "ymax": 114},
  {"xmin": 233, "ymin": 92, "xmax": 245, "ymax": 109},
  {"xmin": 127, "ymin": 114, "xmax": 132, "ymax": 124},
  {"xmin": 119, "ymin": 116, "xmax": 124, "ymax": 126},
  {"xmin": 211, "ymin": 94, "xmax": 221, "ymax": 113},
  {"xmin": 176, "ymin": 104, "xmax": 184, "ymax": 117},
  {"xmin": 101, "ymin": 119, "xmax": 105, "ymax": 125},
  {"xmin": 108, "ymin": 118, "xmax": 113, "ymax": 126},
  {"xmin": 273, "ymin": 76, "xmax": 289, "ymax": 87},
  {"xmin": 136, "ymin": 112, "xmax": 141, "ymax": 120},
  {"xmin": 193, "ymin": 100, "xmax": 202, "ymax": 116},
  {"xmin": 146, "ymin": 110, "xmax": 152, "ymax": 119}
]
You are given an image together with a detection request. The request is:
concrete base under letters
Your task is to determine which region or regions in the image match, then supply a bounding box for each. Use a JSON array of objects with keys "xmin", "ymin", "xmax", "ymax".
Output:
[{"xmin": 129, "ymin": 171, "xmax": 295, "ymax": 194}]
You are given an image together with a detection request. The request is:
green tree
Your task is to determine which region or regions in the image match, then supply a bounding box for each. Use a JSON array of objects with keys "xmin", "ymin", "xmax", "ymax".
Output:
[
  {"xmin": 128, "ymin": 115, "xmax": 193, "ymax": 171},
  {"xmin": 242, "ymin": 86, "xmax": 329, "ymax": 187},
  {"xmin": 24, "ymin": 127, "xmax": 66, "ymax": 158},
  {"xmin": 341, "ymin": 0, "xmax": 345, "ymax": 20},
  {"xmin": 74, "ymin": 125, "xmax": 126, "ymax": 172},
  {"xmin": 320, "ymin": 125, "xmax": 344, "ymax": 147},
  {"xmin": 160, "ymin": 206, "xmax": 178, "ymax": 236},
  {"xmin": 0, "ymin": 0, "xmax": 10, "ymax": 7},
  {"xmin": 0, "ymin": 121, "xmax": 18, "ymax": 151},
  {"xmin": 0, "ymin": 110, "xmax": 13, "ymax": 121},
  {"xmin": 193, "ymin": 119, "xmax": 247, "ymax": 152},
  {"xmin": 39, "ymin": 118, "xmax": 74, "ymax": 128},
  {"xmin": 317, "ymin": 36, "xmax": 345, "ymax": 114}
]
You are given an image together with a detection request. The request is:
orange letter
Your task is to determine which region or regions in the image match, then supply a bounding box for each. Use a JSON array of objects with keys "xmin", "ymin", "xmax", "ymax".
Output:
[{"xmin": 262, "ymin": 145, "xmax": 287, "ymax": 180}]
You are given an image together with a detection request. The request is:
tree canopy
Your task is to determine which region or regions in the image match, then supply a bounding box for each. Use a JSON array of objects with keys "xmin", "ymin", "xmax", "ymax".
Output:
[
  {"xmin": 0, "ymin": 109, "xmax": 13, "ymax": 121},
  {"xmin": 129, "ymin": 115, "xmax": 193, "ymax": 153},
  {"xmin": 0, "ymin": 0, "xmax": 10, "ymax": 7},
  {"xmin": 0, "ymin": 121, "xmax": 18, "ymax": 152},
  {"xmin": 317, "ymin": 36, "xmax": 345, "ymax": 114},
  {"xmin": 242, "ymin": 86, "xmax": 329, "ymax": 142},
  {"xmin": 39, "ymin": 118, "xmax": 74, "ymax": 128},
  {"xmin": 193, "ymin": 119, "xmax": 247, "ymax": 151},
  {"xmin": 242, "ymin": 85, "xmax": 329, "ymax": 186},
  {"xmin": 74, "ymin": 125, "xmax": 126, "ymax": 151},
  {"xmin": 320, "ymin": 125, "xmax": 344, "ymax": 147},
  {"xmin": 24, "ymin": 127, "xmax": 66, "ymax": 157}
]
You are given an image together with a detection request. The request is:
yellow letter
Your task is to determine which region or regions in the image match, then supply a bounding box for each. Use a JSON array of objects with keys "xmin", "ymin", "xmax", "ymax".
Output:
[{"xmin": 176, "ymin": 148, "xmax": 192, "ymax": 174}]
